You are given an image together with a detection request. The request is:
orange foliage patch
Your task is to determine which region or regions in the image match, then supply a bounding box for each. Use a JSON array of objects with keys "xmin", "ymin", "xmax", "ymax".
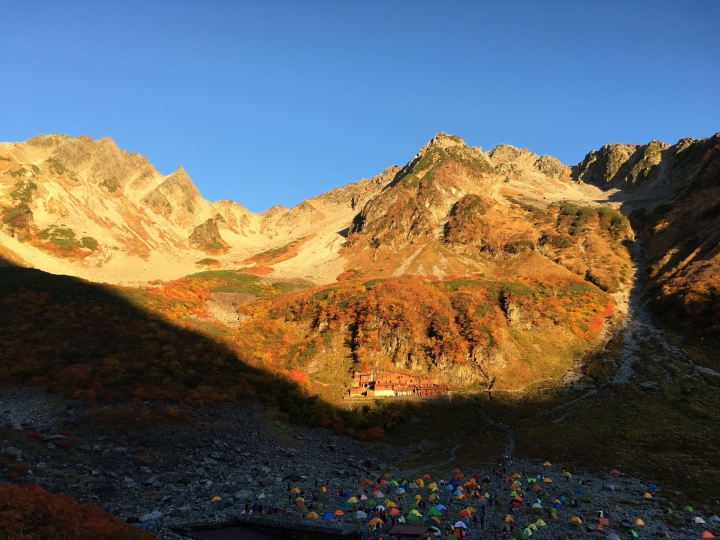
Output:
[{"xmin": 0, "ymin": 483, "xmax": 153, "ymax": 540}]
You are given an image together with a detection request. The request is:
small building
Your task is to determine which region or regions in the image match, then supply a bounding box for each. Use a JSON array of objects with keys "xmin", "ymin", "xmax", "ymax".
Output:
[{"xmin": 348, "ymin": 370, "xmax": 449, "ymax": 398}]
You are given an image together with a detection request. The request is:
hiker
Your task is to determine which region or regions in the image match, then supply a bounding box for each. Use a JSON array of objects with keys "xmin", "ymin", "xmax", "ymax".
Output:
[{"xmin": 480, "ymin": 514, "xmax": 485, "ymax": 529}]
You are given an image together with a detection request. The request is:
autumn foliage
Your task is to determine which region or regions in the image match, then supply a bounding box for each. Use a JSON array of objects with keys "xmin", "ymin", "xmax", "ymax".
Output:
[{"xmin": 0, "ymin": 483, "xmax": 153, "ymax": 540}]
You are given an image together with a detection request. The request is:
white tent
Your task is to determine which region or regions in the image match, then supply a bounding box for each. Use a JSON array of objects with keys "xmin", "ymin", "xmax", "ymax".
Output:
[
  {"xmin": 694, "ymin": 517, "xmax": 706, "ymax": 524},
  {"xmin": 454, "ymin": 521, "xmax": 467, "ymax": 529},
  {"xmin": 354, "ymin": 511, "xmax": 367, "ymax": 519}
]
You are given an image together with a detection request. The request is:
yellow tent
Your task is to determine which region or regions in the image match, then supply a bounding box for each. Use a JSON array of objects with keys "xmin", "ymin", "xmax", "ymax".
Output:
[
  {"xmin": 529, "ymin": 524, "xmax": 538, "ymax": 531},
  {"xmin": 550, "ymin": 513, "xmax": 559, "ymax": 520},
  {"xmin": 562, "ymin": 472, "xmax": 572, "ymax": 477},
  {"xmin": 347, "ymin": 497, "xmax": 358, "ymax": 504},
  {"xmin": 320, "ymin": 486, "xmax": 327, "ymax": 492},
  {"xmin": 416, "ymin": 479, "xmax": 425, "ymax": 488},
  {"xmin": 570, "ymin": 516, "xmax": 583, "ymax": 524},
  {"xmin": 414, "ymin": 494, "xmax": 422, "ymax": 500},
  {"xmin": 290, "ymin": 487, "xmax": 301, "ymax": 493},
  {"xmin": 455, "ymin": 494, "xmax": 465, "ymax": 500},
  {"xmin": 643, "ymin": 492, "xmax": 653, "ymax": 499},
  {"xmin": 369, "ymin": 517, "xmax": 384, "ymax": 526},
  {"xmin": 635, "ymin": 519, "xmax": 645, "ymax": 526},
  {"xmin": 543, "ymin": 462, "xmax": 552, "ymax": 466},
  {"xmin": 543, "ymin": 478, "xmax": 553, "ymax": 483},
  {"xmin": 512, "ymin": 473, "xmax": 522, "ymax": 479},
  {"xmin": 385, "ymin": 501, "xmax": 397, "ymax": 508},
  {"xmin": 409, "ymin": 509, "xmax": 422, "ymax": 517},
  {"xmin": 306, "ymin": 512, "xmax": 319, "ymax": 519},
  {"xmin": 211, "ymin": 496, "xmax": 222, "ymax": 502},
  {"xmin": 505, "ymin": 515, "xmax": 515, "ymax": 522},
  {"xmin": 427, "ymin": 482, "xmax": 438, "ymax": 489},
  {"xmin": 430, "ymin": 516, "xmax": 441, "ymax": 525},
  {"xmin": 464, "ymin": 507, "xmax": 476, "ymax": 513}
]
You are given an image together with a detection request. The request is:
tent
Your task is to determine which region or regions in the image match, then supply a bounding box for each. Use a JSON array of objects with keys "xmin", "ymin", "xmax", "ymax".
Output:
[
  {"xmin": 305, "ymin": 512, "xmax": 319, "ymax": 519},
  {"xmin": 694, "ymin": 517, "xmax": 707, "ymax": 524},
  {"xmin": 390, "ymin": 508, "xmax": 400, "ymax": 516},
  {"xmin": 322, "ymin": 512, "xmax": 334, "ymax": 520},
  {"xmin": 685, "ymin": 506, "xmax": 694, "ymax": 512},
  {"xmin": 354, "ymin": 511, "xmax": 367, "ymax": 519},
  {"xmin": 634, "ymin": 519, "xmax": 644, "ymax": 526},
  {"xmin": 701, "ymin": 533, "xmax": 715, "ymax": 539},
  {"xmin": 570, "ymin": 516, "xmax": 583, "ymax": 524},
  {"xmin": 562, "ymin": 472, "xmax": 572, "ymax": 477},
  {"xmin": 211, "ymin": 496, "xmax": 221, "ymax": 502},
  {"xmin": 459, "ymin": 510, "xmax": 472, "ymax": 518},
  {"xmin": 573, "ymin": 488, "xmax": 583, "ymax": 494},
  {"xmin": 368, "ymin": 517, "xmax": 383, "ymax": 526},
  {"xmin": 628, "ymin": 531, "xmax": 638, "ymax": 538},
  {"xmin": 535, "ymin": 519, "xmax": 546, "ymax": 527},
  {"xmin": 428, "ymin": 507, "xmax": 441, "ymax": 516},
  {"xmin": 607, "ymin": 534, "xmax": 620, "ymax": 540},
  {"xmin": 454, "ymin": 521, "xmax": 468, "ymax": 529},
  {"xmin": 543, "ymin": 462, "xmax": 552, "ymax": 467},
  {"xmin": 290, "ymin": 487, "xmax": 300, "ymax": 493},
  {"xmin": 334, "ymin": 510, "xmax": 344, "ymax": 516},
  {"xmin": 711, "ymin": 516, "xmax": 720, "ymax": 523},
  {"xmin": 532, "ymin": 503, "xmax": 543, "ymax": 509},
  {"xmin": 407, "ymin": 513, "xmax": 420, "ymax": 522},
  {"xmin": 523, "ymin": 527, "xmax": 533, "ymax": 537},
  {"xmin": 657, "ymin": 533, "xmax": 670, "ymax": 538},
  {"xmin": 648, "ymin": 483, "xmax": 657, "ymax": 489},
  {"xmin": 544, "ymin": 478, "xmax": 553, "ymax": 483},
  {"xmin": 347, "ymin": 497, "xmax": 358, "ymax": 504},
  {"xmin": 611, "ymin": 469, "xmax": 621, "ymax": 475},
  {"xmin": 644, "ymin": 492, "xmax": 653, "ymax": 499}
]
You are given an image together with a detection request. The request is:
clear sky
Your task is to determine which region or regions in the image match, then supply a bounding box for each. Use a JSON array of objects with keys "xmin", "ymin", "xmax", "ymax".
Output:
[{"xmin": 2, "ymin": 1, "xmax": 719, "ymax": 212}]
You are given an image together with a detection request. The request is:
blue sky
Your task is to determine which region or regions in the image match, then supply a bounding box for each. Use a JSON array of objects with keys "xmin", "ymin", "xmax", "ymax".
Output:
[{"xmin": 2, "ymin": 1, "xmax": 719, "ymax": 212}]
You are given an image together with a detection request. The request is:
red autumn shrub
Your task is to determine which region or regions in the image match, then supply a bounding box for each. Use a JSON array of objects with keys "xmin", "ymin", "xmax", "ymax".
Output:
[{"xmin": 0, "ymin": 483, "xmax": 153, "ymax": 540}]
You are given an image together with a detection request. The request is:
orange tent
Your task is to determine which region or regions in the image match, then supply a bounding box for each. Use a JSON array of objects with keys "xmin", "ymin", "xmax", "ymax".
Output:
[
  {"xmin": 611, "ymin": 469, "xmax": 621, "ymax": 475},
  {"xmin": 384, "ymin": 472, "xmax": 392, "ymax": 478},
  {"xmin": 701, "ymin": 532, "xmax": 714, "ymax": 539},
  {"xmin": 598, "ymin": 518, "xmax": 609, "ymax": 526},
  {"xmin": 452, "ymin": 468, "xmax": 461, "ymax": 473},
  {"xmin": 459, "ymin": 510, "xmax": 472, "ymax": 518},
  {"xmin": 362, "ymin": 478, "xmax": 372, "ymax": 484},
  {"xmin": 390, "ymin": 508, "xmax": 400, "ymax": 515},
  {"xmin": 533, "ymin": 484, "xmax": 543, "ymax": 491},
  {"xmin": 334, "ymin": 510, "xmax": 344, "ymax": 516},
  {"xmin": 380, "ymin": 479, "xmax": 388, "ymax": 485},
  {"xmin": 423, "ymin": 474, "xmax": 432, "ymax": 479}
]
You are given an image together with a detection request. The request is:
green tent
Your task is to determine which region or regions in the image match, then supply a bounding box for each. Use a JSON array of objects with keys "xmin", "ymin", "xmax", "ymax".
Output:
[
  {"xmin": 428, "ymin": 507, "xmax": 441, "ymax": 516},
  {"xmin": 658, "ymin": 532, "xmax": 671, "ymax": 538},
  {"xmin": 628, "ymin": 531, "xmax": 639, "ymax": 538},
  {"xmin": 559, "ymin": 534, "xmax": 569, "ymax": 540},
  {"xmin": 535, "ymin": 519, "xmax": 546, "ymax": 527},
  {"xmin": 574, "ymin": 525, "xmax": 586, "ymax": 533},
  {"xmin": 512, "ymin": 532, "xmax": 525, "ymax": 540},
  {"xmin": 523, "ymin": 527, "xmax": 533, "ymax": 537},
  {"xmin": 407, "ymin": 513, "xmax": 419, "ymax": 522},
  {"xmin": 684, "ymin": 506, "xmax": 694, "ymax": 512}
]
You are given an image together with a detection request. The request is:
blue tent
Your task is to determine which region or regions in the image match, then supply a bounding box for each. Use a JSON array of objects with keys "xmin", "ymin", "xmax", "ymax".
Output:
[
  {"xmin": 445, "ymin": 485, "xmax": 454, "ymax": 491},
  {"xmin": 573, "ymin": 488, "xmax": 583, "ymax": 494},
  {"xmin": 436, "ymin": 504, "xmax": 447, "ymax": 510},
  {"xmin": 552, "ymin": 502, "xmax": 562, "ymax": 509},
  {"xmin": 532, "ymin": 498, "xmax": 542, "ymax": 504},
  {"xmin": 453, "ymin": 490, "xmax": 463, "ymax": 496},
  {"xmin": 342, "ymin": 491, "xmax": 352, "ymax": 498},
  {"xmin": 648, "ymin": 483, "xmax": 657, "ymax": 489},
  {"xmin": 323, "ymin": 512, "xmax": 335, "ymax": 520},
  {"xmin": 559, "ymin": 496, "xmax": 568, "ymax": 502}
]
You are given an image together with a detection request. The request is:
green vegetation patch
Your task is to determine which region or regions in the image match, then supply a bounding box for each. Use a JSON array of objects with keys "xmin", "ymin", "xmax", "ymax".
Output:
[
  {"xmin": 2, "ymin": 205, "xmax": 28, "ymax": 225},
  {"xmin": 80, "ymin": 237, "xmax": 98, "ymax": 250},
  {"xmin": 10, "ymin": 180, "xmax": 37, "ymax": 203},
  {"xmin": 45, "ymin": 157, "xmax": 67, "ymax": 175},
  {"xmin": 40, "ymin": 227, "xmax": 77, "ymax": 249},
  {"xmin": 187, "ymin": 270, "xmax": 294, "ymax": 297},
  {"xmin": 101, "ymin": 177, "xmax": 120, "ymax": 193}
]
